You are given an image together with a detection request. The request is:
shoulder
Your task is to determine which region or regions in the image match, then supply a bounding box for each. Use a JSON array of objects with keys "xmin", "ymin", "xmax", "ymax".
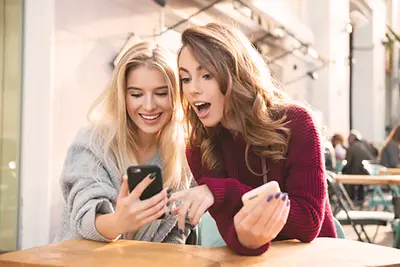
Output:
[
  {"xmin": 282, "ymin": 104, "xmax": 319, "ymax": 130},
  {"xmin": 70, "ymin": 125, "xmax": 104, "ymax": 150},
  {"xmin": 274, "ymin": 104, "xmax": 322, "ymax": 143},
  {"xmin": 280, "ymin": 105, "xmax": 324, "ymax": 165}
]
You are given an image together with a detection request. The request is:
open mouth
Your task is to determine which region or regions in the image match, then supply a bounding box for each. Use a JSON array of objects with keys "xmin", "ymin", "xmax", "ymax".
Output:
[
  {"xmin": 194, "ymin": 102, "xmax": 211, "ymax": 113},
  {"xmin": 139, "ymin": 113, "xmax": 162, "ymax": 121}
]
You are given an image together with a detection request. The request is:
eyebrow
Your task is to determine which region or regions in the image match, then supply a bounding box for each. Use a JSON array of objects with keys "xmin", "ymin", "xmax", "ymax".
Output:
[
  {"xmin": 179, "ymin": 65, "xmax": 204, "ymax": 74},
  {"xmin": 126, "ymin": 85, "xmax": 168, "ymax": 90}
]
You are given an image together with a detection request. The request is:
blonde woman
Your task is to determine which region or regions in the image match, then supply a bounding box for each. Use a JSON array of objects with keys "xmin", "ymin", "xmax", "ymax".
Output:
[
  {"xmin": 170, "ymin": 23, "xmax": 336, "ymax": 255},
  {"xmin": 55, "ymin": 41, "xmax": 192, "ymax": 244}
]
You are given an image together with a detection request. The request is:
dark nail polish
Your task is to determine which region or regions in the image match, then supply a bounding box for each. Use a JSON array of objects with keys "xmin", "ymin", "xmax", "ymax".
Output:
[
  {"xmin": 149, "ymin": 172, "xmax": 157, "ymax": 179},
  {"xmin": 178, "ymin": 228, "xmax": 184, "ymax": 235},
  {"xmin": 167, "ymin": 192, "xmax": 172, "ymax": 199},
  {"xmin": 275, "ymin": 192, "xmax": 281, "ymax": 199},
  {"xmin": 267, "ymin": 195, "xmax": 273, "ymax": 202},
  {"xmin": 191, "ymin": 224, "xmax": 195, "ymax": 229},
  {"xmin": 287, "ymin": 200, "xmax": 291, "ymax": 206},
  {"xmin": 282, "ymin": 193, "xmax": 287, "ymax": 201},
  {"xmin": 166, "ymin": 188, "xmax": 172, "ymax": 194}
]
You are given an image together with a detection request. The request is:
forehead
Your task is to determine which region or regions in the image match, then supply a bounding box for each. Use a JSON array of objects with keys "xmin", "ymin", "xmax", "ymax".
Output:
[
  {"xmin": 178, "ymin": 47, "xmax": 200, "ymax": 71},
  {"xmin": 126, "ymin": 66, "xmax": 167, "ymax": 88}
]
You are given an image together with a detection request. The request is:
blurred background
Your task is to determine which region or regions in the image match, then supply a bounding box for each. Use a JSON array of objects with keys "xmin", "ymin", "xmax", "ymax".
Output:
[{"xmin": 0, "ymin": 0, "xmax": 399, "ymax": 251}]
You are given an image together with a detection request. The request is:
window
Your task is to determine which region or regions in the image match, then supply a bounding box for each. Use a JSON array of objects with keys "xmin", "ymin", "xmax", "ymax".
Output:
[{"xmin": 0, "ymin": 0, "xmax": 23, "ymax": 252}]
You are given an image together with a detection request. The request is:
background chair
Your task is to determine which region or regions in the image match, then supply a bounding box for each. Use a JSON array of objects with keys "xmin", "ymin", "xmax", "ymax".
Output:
[{"xmin": 326, "ymin": 171, "xmax": 394, "ymax": 243}]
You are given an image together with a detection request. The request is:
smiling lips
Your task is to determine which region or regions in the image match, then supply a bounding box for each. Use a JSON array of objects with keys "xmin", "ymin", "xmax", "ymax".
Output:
[{"xmin": 139, "ymin": 113, "xmax": 162, "ymax": 122}]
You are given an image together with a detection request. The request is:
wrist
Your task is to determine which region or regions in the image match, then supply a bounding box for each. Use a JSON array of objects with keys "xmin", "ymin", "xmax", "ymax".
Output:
[
  {"xmin": 110, "ymin": 212, "xmax": 123, "ymax": 236},
  {"xmin": 95, "ymin": 212, "xmax": 122, "ymax": 240}
]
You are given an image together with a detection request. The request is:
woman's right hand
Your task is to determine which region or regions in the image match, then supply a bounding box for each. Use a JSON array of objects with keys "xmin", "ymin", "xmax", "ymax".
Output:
[
  {"xmin": 113, "ymin": 174, "xmax": 169, "ymax": 235},
  {"xmin": 234, "ymin": 192, "xmax": 290, "ymax": 249}
]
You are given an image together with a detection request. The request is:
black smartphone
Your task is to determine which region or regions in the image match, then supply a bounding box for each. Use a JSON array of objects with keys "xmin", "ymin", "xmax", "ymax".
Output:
[{"xmin": 127, "ymin": 165, "xmax": 163, "ymax": 201}]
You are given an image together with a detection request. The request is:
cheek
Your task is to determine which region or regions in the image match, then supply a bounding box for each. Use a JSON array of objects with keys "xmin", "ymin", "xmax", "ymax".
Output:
[
  {"xmin": 181, "ymin": 85, "xmax": 190, "ymax": 99},
  {"xmin": 125, "ymin": 96, "xmax": 140, "ymax": 114},
  {"xmin": 158, "ymin": 98, "xmax": 173, "ymax": 113}
]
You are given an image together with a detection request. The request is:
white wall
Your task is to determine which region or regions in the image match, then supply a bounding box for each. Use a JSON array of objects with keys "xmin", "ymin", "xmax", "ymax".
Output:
[
  {"xmin": 304, "ymin": 0, "xmax": 350, "ymax": 138},
  {"xmin": 19, "ymin": 0, "xmax": 54, "ymax": 249},
  {"xmin": 353, "ymin": 0, "xmax": 387, "ymax": 143}
]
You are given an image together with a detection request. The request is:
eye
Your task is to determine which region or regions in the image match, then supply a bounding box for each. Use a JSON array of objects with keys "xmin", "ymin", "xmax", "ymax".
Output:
[
  {"xmin": 130, "ymin": 93, "xmax": 142, "ymax": 98},
  {"xmin": 202, "ymin": 73, "xmax": 213, "ymax": 80},
  {"xmin": 180, "ymin": 77, "xmax": 191, "ymax": 84},
  {"xmin": 156, "ymin": 92, "xmax": 168, "ymax": 97}
]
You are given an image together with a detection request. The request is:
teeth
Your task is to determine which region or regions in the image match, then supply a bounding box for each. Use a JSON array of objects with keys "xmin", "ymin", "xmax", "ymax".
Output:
[
  {"xmin": 141, "ymin": 114, "xmax": 161, "ymax": 120},
  {"xmin": 194, "ymin": 102, "xmax": 206, "ymax": 106}
]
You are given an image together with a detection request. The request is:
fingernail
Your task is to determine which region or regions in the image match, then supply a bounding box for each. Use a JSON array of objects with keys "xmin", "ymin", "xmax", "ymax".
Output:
[
  {"xmin": 275, "ymin": 192, "xmax": 281, "ymax": 199},
  {"xmin": 191, "ymin": 224, "xmax": 195, "ymax": 229},
  {"xmin": 149, "ymin": 172, "xmax": 157, "ymax": 179},
  {"xmin": 178, "ymin": 228, "xmax": 184, "ymax": 235},
  {"xmin": 167, "ymin": 193, "xmax": 172, "ymax": 199},
  {"xmin": 166, "ymin": 188, "xmax": 172, "ymax": 194},
  {"xmin": 282, "ymin": 193, "xmax": 287, "ymax": 201},
  {"xmin": 287, "ymin": 200, "xmax": 291, "ymax": 206},
  {"xmin": 267, "ymin": 194, "xmax": 273, "ymax": 202}
]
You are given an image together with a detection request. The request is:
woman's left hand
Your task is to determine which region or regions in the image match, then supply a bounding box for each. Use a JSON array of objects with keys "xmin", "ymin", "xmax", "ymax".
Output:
[{"xmin": 168, "ymin": 185, "xmax": 214, "ymax": 232}]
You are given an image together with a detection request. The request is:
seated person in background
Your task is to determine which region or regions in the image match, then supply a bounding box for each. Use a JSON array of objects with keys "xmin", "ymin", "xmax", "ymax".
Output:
[
  {"xmin": 380, "ymin": 123, "xmax": 400, "ymax": 168},
  {"xmin": 342, "ymin": 130, "xmax": 375, "ymax": 203},
  {"xmin": 324, "ymin": 140, "xmax": 336, "ymax": 171},
  {"xmin": 169, "ymin": 23, "xmax": 336, "ymax": 256},
  {"xmin": 54, "ymin": 41, "xmax": 192, "ymax": 244},
  {"xmin": 331, "ymin": 133, "xmax": 347, "ymax": 161}
]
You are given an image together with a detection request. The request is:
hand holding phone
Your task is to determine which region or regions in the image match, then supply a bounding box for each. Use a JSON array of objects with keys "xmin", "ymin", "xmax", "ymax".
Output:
[
  {"xmin": 235, "ymin": 181, "xmax": 290, "ymax": 249},
  {"xmin": 127, "ymin": 165, "xmax": 163, "ymax": 200},
  {"xmin": 241, "ymin": 181, "xmax": 281, "ymax": 206},
  {"xmin": 109, "ymin": 169, "xmax": 169, "ymax": 236}
]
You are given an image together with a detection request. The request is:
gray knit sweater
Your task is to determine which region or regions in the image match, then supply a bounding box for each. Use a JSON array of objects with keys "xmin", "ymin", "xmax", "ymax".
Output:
[{"xmin": 54, "ymin": 126, "xmax": 192, "ymax": 244}]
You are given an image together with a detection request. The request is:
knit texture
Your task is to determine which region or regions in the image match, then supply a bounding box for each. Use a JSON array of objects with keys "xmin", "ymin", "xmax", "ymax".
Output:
[
  {"xmin": 54, "ymin": 126, "xmax": 191, "ymax": 244},
  {"xmin": 186, "ymin": 105, "xmax": 336, "ymax": 256}
]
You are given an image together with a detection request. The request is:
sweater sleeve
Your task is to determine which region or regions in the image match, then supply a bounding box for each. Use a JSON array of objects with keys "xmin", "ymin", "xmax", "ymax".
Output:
[
  {"xmin": 277, "ymin": 106, "xmax": 333, "ymax": 242},
  {"xmin": 186, "ymin": 148, "xmax": 269, "ymax": 256},
  {"xmin": 60, "ymin": 129, "xmax": 119, "ymax": 242}
]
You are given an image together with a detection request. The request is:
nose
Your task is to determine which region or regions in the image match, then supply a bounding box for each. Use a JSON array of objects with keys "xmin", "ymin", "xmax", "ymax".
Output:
[
  {"xmin": 143, "ymin": 94, "xmax": 156, "ymax": 111},
  {"xmin": 188, "ymin": 78, "xmax": 202, "ymax": 96}
]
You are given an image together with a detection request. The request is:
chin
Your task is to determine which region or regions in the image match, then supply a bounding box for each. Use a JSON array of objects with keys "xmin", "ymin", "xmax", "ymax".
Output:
[
  {"xmin": 136, "ymin": 122, "xmax": 167, "ymax": 135},
  {"xmin": 200, "ymin": 118, "xmax": 220, "ymax": 128}
]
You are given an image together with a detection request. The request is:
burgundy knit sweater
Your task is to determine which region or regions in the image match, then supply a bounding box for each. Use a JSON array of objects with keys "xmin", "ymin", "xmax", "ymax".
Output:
[{"xmin": 186, "ymin": 105, "xmax": 336, "ymax": 256}]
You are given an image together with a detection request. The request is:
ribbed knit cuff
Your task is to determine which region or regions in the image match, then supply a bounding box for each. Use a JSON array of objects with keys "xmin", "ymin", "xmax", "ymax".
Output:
[
  {"xmin": 79, "ymin": 199, "xmax": 121, "ymax": 242},
  {"xmin": 200, "ymin": 177, "xmax": 253, "ymax": 214}
]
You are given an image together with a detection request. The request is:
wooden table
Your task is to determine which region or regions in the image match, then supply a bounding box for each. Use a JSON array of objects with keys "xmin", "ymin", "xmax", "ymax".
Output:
[
  {"xmin": 333, "ymin": 174, "xmax": 400, "ymax": 186},
  {"xmin": 1, "ymin": 238, "xmax": 400, "ymax": 267},
  {"xmin": 379, "ymin": 168, "xmax": 400, "ymax": 175}
]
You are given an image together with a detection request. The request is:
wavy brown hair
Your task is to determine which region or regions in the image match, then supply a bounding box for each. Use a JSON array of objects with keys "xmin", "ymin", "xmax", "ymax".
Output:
[{"xmin": 179, "ymin": 23, "xmax": 294, "ymax": 175}]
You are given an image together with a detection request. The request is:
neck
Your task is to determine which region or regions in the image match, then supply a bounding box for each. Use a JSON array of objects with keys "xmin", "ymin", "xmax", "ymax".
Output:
[{"xmin": 137, "ymin": 130, "xmax": 158, "ymax": 151}]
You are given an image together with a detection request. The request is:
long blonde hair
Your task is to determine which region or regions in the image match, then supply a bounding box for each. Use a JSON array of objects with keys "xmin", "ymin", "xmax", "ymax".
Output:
[
  {"xmin": 88, "ymin": 41, "xmax": 189, "ymax": 191},
  {"xmin": 179, "ymin": 23, "xmax": 294, "ymax": 174}
]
